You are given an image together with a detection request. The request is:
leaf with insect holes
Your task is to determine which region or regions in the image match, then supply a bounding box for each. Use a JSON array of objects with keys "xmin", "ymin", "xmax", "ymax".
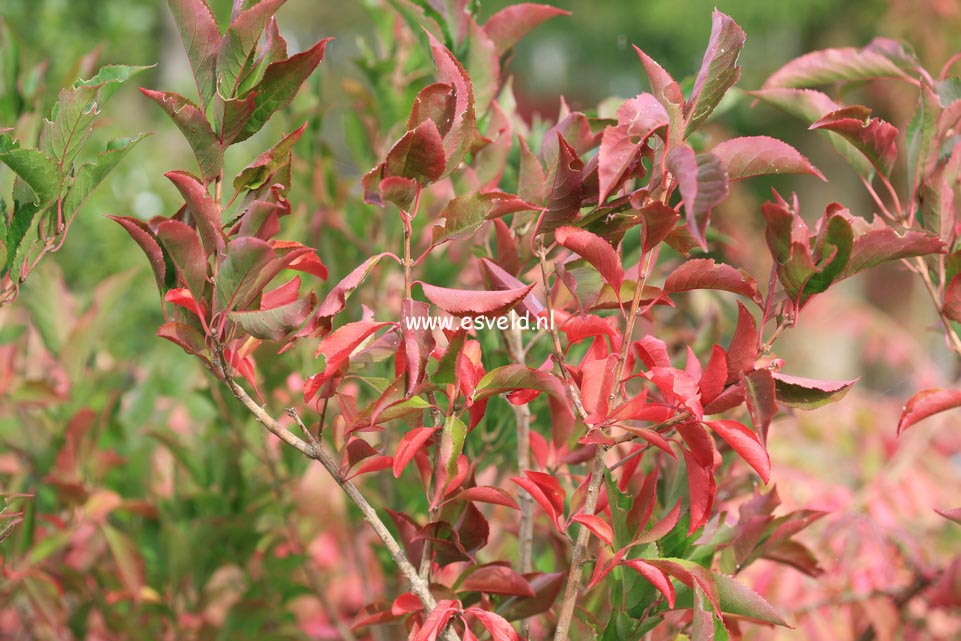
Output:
[
  {"xmin": 898, "ymin": 388, "xmax": 961, "ymax": 434},
  {"xmin": 459, "ymin": 565, "xmax": 535, "ymax": 597},
  {"xmin": 419, "ymin": 282, "xmax": 534, "ymax": 317},
  {"xmin": 685, "ymin": 10, "xmax": 745, "ymax": 134},
  {"xmin": 705, "ymin": 420, "xmax": 770, "ymax": 483},
  {"xmin": 711, "ymin": 136, "xmax": 826, "ymax": 182},
  {"xmin": 810, "ymin": 105, "xmax": 899, "ymax": 177},
  {"xmin": 664, "ymin": 258, "xmax": 761, "ymax": 303},
  {"xmin": 432, "ymin": 192, "xmax": 539, "ymax": 245},
  {"xmin": 167, "ymin": 0, "xmax": 220, "ymax": 107},
  {"xmin": 555, "ymin": 226, "xmax": 623, "ymax": 291},
  {"xmin": 482, "ymin": 3, "xmax": 569, "ymax": 56},
  {"xmin": 428, "ymin": 32, "xmax": 475, "ymax": 177},
  {"xmin": 141, "ymin": 89, "xmax": 222, "ymax": 183},
  {"xmin": 772, "ymin": 373, "xmax": 858, "ymax": 409},
  {"xmin": 235, "ymin": 38, "xmax": 332, "ymax": 143}
]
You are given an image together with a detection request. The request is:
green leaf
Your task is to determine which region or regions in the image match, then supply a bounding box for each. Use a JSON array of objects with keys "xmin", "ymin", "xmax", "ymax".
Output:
[
  {"xmin": 685, "ymin": 11, "xmax": 745, "ymax": 135},
  {"xmin": 217, "ymin": 0, "xmax": 287, "ymax": 98},
  {"xmin": 228, "ymin": 294, "xmax": 316, "ymax": 341},
  {"xmin": 234, "ymin": 37, "xmax": 332, "ymax": 143},
  {"xmin": 234, "ymin": 123, "xmax": 307, "ymax": 192},
  {"xmin": 0, "ymin": 135, "xmax": 59, "ymax": 205},
  {"xmin": 431, "ymin": 191, "xmax": 538, "ymax": 245},
  {"xmin": 62, "ymin": 134, "xmax": 150, "ymax": 221},
  {"xmin": 167, "ymin": 0, "xmax": 221, "ymax": 107},
  {"xmin": 772, "ymin": 373, "xmax": 857, "ymax": 409},
  {"xmin": 441, "ymin": 414, "xmax": 467, "ymax": 479},
  {"xmin": 141, "ymin": 89, "xmax": 222, "ymax": 182},
  {"xmin": 44, "ymin": 65, "xmax": 150, "ymax": 170},
  {"xmin": 5, "ymin": 200, "xmax": 40, "ymax": 277},
  {"xmin": 713, "ymin": 572, "xmax": 787, "ymax": 626},
  {"xmin": 803, "ymin": 212, "xmax": 853, "ymax": 295},
  {"xmin": 215, "ymin": 236, "xmax": 274, "ymax": 313}
]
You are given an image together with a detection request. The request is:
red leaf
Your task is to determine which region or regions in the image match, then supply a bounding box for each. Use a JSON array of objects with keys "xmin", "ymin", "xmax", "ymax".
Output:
[
  {"xmin": 536, "ymin": 134, "xmax": 583, "ymax": 235},
  {"xmin": 315, "ymin": 254, "xmax": 387, "ymax": 320},
  {"xmin": 479, "ymin": 257, "xmax": 543, "ymax": 317},
  {"xmin": 449, "ymin": 486, "xmax": 520, "ymax": 510},
  {"xmin": 712, "ymin": 135, "xmax": 825, "ymax": 182},
  {"xmin": 685, "ymin": 10, "xmax": 745, "ymax": 133},
  {"xmin": 420, "ymin": 282, "xmax": 534, "ymax": 317},
  {"xmin": 810, "ymin": 105, "xmax": 899, "ymax": 176},
  {"xmin": 935, "ymin": 507, "xmax": 961, "ymax": 525},
  {"xmin": 167, "ymin": 0, "xmax": 220, "ymax": 107},
  {"xmin": 392, "ymin": 426, "xmax": 440, "ymax": 478},
  {"xmin": 706, "ymin": 419, "xmax": 771, "ymax": 483},
  {"xmin": 510, "ymin": 471, "xmax": 565, "ymax": 531},
  {"xmin": 649, "ymin": 367, "xmax": 703, "ymax": 420},
  {"xmin": 743, "ymin": 369, "xmax": 776, "ymax": 446},
  {"xmin": 306, "ymin": 321, "xmax": 394, "ymax": 401},
  {"xmin": 108, "ymin": 216, "xmax": 166, "ymax": 293},
  {"xmin": 621, "ymin": 559, "xmax": 676, "ymax": 607},
  {"xmin": 635, "ymin": 501, "xmax": 682, "ymax": 544},
  {"xmin": 464, "ymin": 608, "xmax": 521, "ymax": 641},
  {"xmin": 664, "ymin": 258, "xmax": 761, "ymax": 303},
  {"xmin": 413, "ymin": 599, "xmax": 460, "ymax": 641},
  {"xmin": 580, "ymin": 354, "xmax": 616, "ymax": 423},
  {"xmin": 944, "ymin": 274, "xmax": 961, "ymax": 323},
  {"xmin": 391, "ymin": 592, "xmax": 423, "ymax": 615},
  {"xmin": 459, "ymin": 565, "xmax": 535, "ymax": 597},
  {"xmin": 385, "ymin": 119, "xmax": 446, "ymax": 183},
  {"xmin": 762, "ymin": 41, "xmax": 916, "ymax": 90},
  {"xmin": 273, "ymin": 241, "xmax": 328, "ymax": 279},
  {"xmin": 346, "ymin": 455, "xmax": 393, "ymax": 480},
  {"xmin": 559, "ymin": 314, "xmax": 617, "ymax": 344},
  {"xmin": 666, "ymin": 144, "xmax": 729, "ymax": 250},
  {"xmin": 898, "ymin": 388, "xmax": 961, "ymax": 434},
  {"xmin": 427, "ymin": 32, "xmax": 475, "ymax": 177},
  {"xmin": 682, "ymin": 447, "xmax": 716, "ymax": 533},
  {"xmin": 482, "ymin": 3, "xmax": 569, "ymax": 56},
  {"xmin": 165, "ymin": 287, "xmax": 205, "ymax": 319},
  {"xmin": 165, "ymin": 170, "xmax": 225, "ymax": 257},
  {"xmin": 408, "ymin": 82, "xmax": 456, "ymax": 134},
  {"xmin": 262, "ymin": 276, "xmax": 300, "ymax": 309},
  {"xmin": 699, "ymin": 345, "xmax": 728, "ymax": 406},
  {"xmin": 157, "ymin": 321, "xmax": 207, "ymax": 357},
  {"xmin": 726, "ymin": 302, "xmax": 758, "ymax": 383},
  {"xmin": 555, "ymin": 226, "xmax": 624, "ymax": 291},
  {"xmin": 570, "ymin": 514, "xmax": 614, "ymax": 547},
  {"xmin": 156, "ymin": 219, "xmax": 208, "ymax": 299},
  {"xmin": 140, "ymin": 89, "xmax": 222, "ymax": 182},
  {"xmin": 633, "ymin": 335, "xmax": 671, "ymax": 369},
  {"xmin": 402, "ymin": 300, "xmax": 435, "ymax": 396},
  {"xmin": 632, "ymin": 46, "xmax": 684, "ymax": 141}
]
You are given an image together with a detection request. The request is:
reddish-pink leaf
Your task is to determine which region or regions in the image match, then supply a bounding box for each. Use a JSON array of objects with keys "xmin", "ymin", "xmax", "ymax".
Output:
[
  {"xmin": 649, "ymin": 367, "xmax": 703, "ymax": 420},
  {"xmin": 772, "ymin": 372, "xmax": 858, "ymax": 409},
  {"xmin": 664, "ymin": 258, "xmax": 761, "ymax": 303},
  {"xmin": 898, "ymin": 388, "xmax": 961, "ymax": 434},
  {"xmin": 167, "ymin": 0, "xmax": 221, "ymax": 107},
  {"xmin": 306, "ymin": 321, "xmax": 394, "ymax": 401},
  {"xmin": 559, "ymin": 314, "xmax": 617, "ymax": 344},
  {"xmin": 635, "ymin": 501, "xmax": 682, "ymax": 544},
  {"xmin": 555, "ymin": 226, "xmax": 624, "ymax": 291},
  {"xmin": 315, "ymin": 254, "xmax": 387, "ymax": 320},
  {"xmin": 465, "ymin": 608, "xmax": 521, "ymax": 641},
  {"xmin": 157, "ymin": 321, "xmax": 207, "ymax": 357},
  {"xmin": 743, "ymin": 369, "xmax": 776, "ymax": 446},
  {"xmin": 699, "ymin": 345, "xmax": 728, "ymax": 406},
  {"xmin": 393, "ymin": 426, "xmax": 440, "ymax": 479},
  {"xmin": 762, "ymin": 41, "xmax": 916, "ymax": 90},
  {"xmin": 944, "ymin": 274, "xmax": 961, "ymax": 323},
  {"xmin": 570, "ymin": 514, "xmax": 614, "ymax": 547},
  {"xmin": 419, "ymin": 282, "xmax": 534, "ymax": 317},
  {"xmin": 536, "ymin": 134, "xmax": 583, "ymax": 235},
  {"xmin": 262, "ymin": 276, "xmax": 300, "ymax": 309},
  {"xmin": 141, "ymin": 89, "xmax": 222, "ymax": 182},
  {"xmin": 391, "ymin": 592, "xmax": 423, "ymax": 615},
  {"xmin": 685, "ymin": 10, "xmax": 746, "ymax": 133},
  {"xmin": 712, "ymin": 135, "xmax": 825, "ymax": 182},
  {"xmin": 935, "ymin": 507, "xmax": 961, "ymax": 525},
  {"xmin": 480, "ymin": 257, "xmax": 543, "ymax": 317},
  {"xmin": 666, "ymin": 144, "xmax": 728, "ymax": 250},
  {"xmin": 408, "ymin": 82, "xmax": 456, "ymax": 134},
  {"xmin": 108, "ymin": 216, "xmax": 166, "ymax": 292},
  {"xmin": 413, "ymin": 599, "xmax": 460, "ymax": 641},
  {"xmin": 346, "ymin": 455, "xmax": 393, "ymax": 480},
  {"xmin": 165, "ymin": 287, "xmax": 205, "ymax": 319},
  {"xmin": 482, "ymin": 3, "xmax": 569, "ymax": 56},
  {"xmin": 510, "ymin": 471, "xmax": 565, "ymax": 531},
  {"xmin": 726, "ymin": 302, "xmax": 758, "ymax": 383},
  {"xmin": 385, "ymin": 119, "xmax": 446, "ymax": 183},
  {"xmin": 156, "ymin": 219, "xmax": 207, "ymax": 299},
  {"xmin": 401, "ymin": 300, "xmax": 435, "ymax": 396},
  {"xmin": 427, "ymin": 32, "xmax": 475, "ymax": 177},
  {"xmin": 706, "ymin": 419, "xmax": 771, "ymax": 483},
  {"xmin": 450, "ymin": 486, "xmax": 519, "ymax": 510},
  {"xmin": 622, "ymin": 559, "xmax": 676, "ymax": 607},
  {"xmin": 165, "ymin": 170, "xmax": 225, "ymax": 256},
  {"xmin": 632, "ymin": 46, "xmax": 684, "ymax": 141},
  {"xmin": 633, "ymin": 335, "xmax": 672, "ymax": 369},
  {"xmin": 682, "ymin": 447, "xmax": 716, "ymax": 533},
  {"xmin": 810, "ymin": 105, "xmax": 898, "ymax": 176},
  {"xmin": 459, "ymin": 565, "xmax": 535, "ymax": 597},
  {"xmin": 272, "ymin": 240, "xmax": 328, "ymax": 279},
  {"xmin": 839, "ymin": 223, "xmax": 944, "ymax": 280}
]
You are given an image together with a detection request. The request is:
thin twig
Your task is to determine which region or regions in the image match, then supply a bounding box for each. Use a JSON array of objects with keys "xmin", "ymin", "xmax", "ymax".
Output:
[
  {"xmin": 504, "ymin": 318, "xmax": 535, "ymax": 576},
  {"xmin": 911, "ymin": 256, "xmax": 961, "ymax": 355}
]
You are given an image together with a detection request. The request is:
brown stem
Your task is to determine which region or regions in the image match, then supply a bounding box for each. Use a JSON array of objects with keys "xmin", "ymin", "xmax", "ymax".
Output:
[
  {"xmin": 912, "ymin": 256, "xmax": 961, "ymax": 355},
  {"xmin": 552, "ymin": 446, "xmax": 607, "ymax": 641},
  {"xmin": 610, "ymin": 247, "xmax": 657, "ymax": 406},
  {"xmin": 505, "ymin": 319, "xmax": 535, "ymax": 575}
]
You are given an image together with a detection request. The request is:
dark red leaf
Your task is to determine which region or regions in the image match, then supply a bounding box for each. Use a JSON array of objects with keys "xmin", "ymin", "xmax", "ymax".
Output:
[
  {"xmin": 480, "ymin": 257, "xmax": 543, "ymax": 317},
  {"xmin": 157, "ymin": 321, "xmax": 207, "ymax": 357},
  {"xmin": 536, "ymin": 134, "xmax": 583, "ymax": 235},
  {"xmin": 682, "ymin": 447, "xmax": 716, "ymax": 533},
  {"xmin": 385, "ymin": 119, "xmax": 446, "ymax": 183},
  {"xmin": 666, "ymin": 145, "xmax": 728, "ymax": 250},
  {"xmin": 898, "ymin": 388, "xmax": 961, "ymax": 434},
  {"xmin": 810, "ymin": 105, "xmax": 899, "ymax": 176},
  {"xmin": 726, "ymin": 302, "xmax": 758, "ymax": 383},
  {"xmin": 699, "ymin": 345, "xmax": 728, "ymax": 406},
  {"xmin": 401, "ymin": 300, "xmax": 434, "ymax": 396},
  {"xmin": 459, "ymin": 565, "xmax": 535, "ymax": 597},
  {"xmin": 712, "ymin": 135, "xmax": 825, "ymax": 182},
  {"xmin": 108, "ymin": 216, "xmax": 166, "ymax": 292},
  {"xmin": 407, "ymin": 82, "xmax": 456, "ymax": 134},
  {"xmin": 156, "ymin": 219, "xmax": 207, "ymax": 299},
  {"xmin": 165, "ymin": 170, "xmax": 225, "ymax": 257},
  {"xmin": 743, "ymin": 369, "xmax": 776, "ymax": 446}
]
